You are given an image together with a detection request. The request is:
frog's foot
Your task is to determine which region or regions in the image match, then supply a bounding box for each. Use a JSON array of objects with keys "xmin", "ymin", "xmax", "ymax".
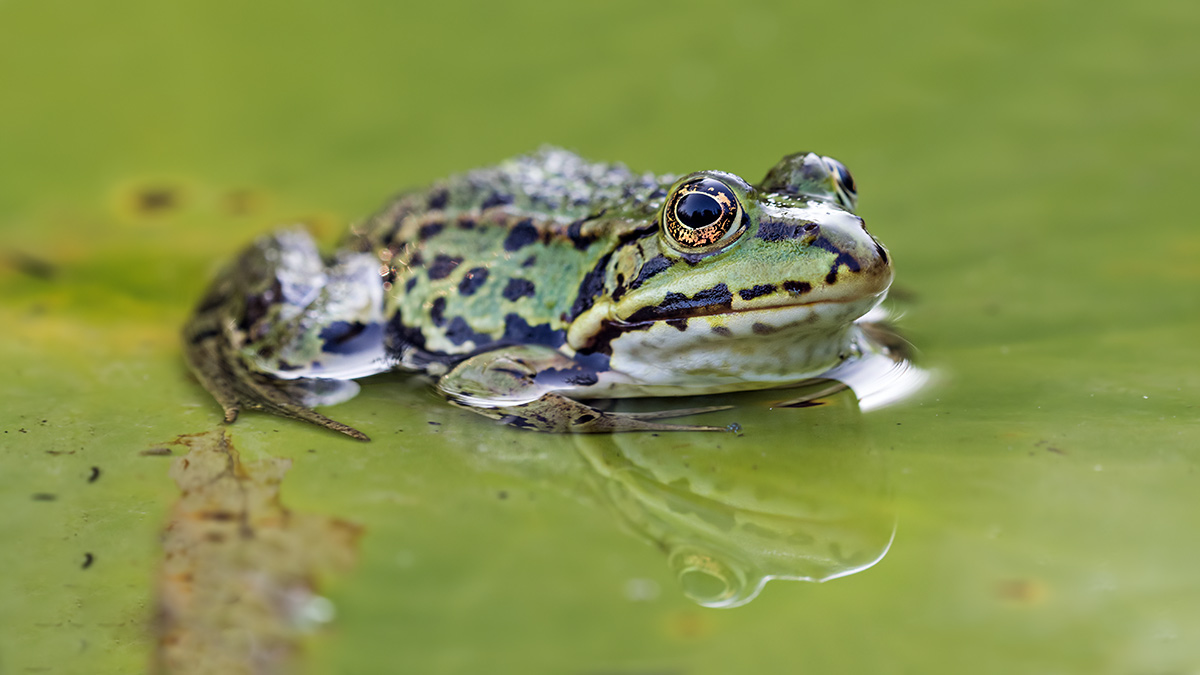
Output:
[
  {"xmin": 491, "ymin": 394, "xmax": 732, "ymax": 433},
  {"xmin": 184, "ymin": 320, "xmax": 371, "ymax": 441},
  {"xmin": 182, "ymin": 229, "xmax": 381, "ymax": 441},
  {"xmin": 437, "ymin": 346, "xmax": 731, "ymax": 433}
]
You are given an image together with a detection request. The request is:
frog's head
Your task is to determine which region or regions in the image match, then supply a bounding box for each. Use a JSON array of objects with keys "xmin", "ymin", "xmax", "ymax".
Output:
[{"xmin": 577, "ymin": 153, "xmax": 891, "ymax": 361}]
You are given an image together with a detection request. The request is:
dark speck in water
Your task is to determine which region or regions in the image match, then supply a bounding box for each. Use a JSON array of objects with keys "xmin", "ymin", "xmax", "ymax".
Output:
[{"xmin": 4, "ymin": 251, "xmax": 57, "ymax": 280}]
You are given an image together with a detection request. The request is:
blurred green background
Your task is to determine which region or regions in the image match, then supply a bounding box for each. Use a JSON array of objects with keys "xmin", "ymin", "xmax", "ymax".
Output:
[{"xmin": 2, "ymin": 0, "xmax": 1198, "ymax": 673}]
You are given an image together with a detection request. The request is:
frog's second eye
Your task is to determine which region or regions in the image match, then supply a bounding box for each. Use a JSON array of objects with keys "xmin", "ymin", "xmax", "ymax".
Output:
[{"xmin": 663, "ymin": 178, "xmax": 744, "ymax": 250}]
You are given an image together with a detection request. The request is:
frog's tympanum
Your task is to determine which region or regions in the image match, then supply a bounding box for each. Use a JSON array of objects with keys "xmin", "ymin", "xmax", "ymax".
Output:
[{"xmin": 184, "ymin": 148, "xmax": 898, "ymax": 440}]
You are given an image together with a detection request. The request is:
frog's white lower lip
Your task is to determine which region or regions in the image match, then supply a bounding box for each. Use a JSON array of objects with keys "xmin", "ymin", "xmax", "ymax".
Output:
[{"xmin": 613, "ymin": 294, "xmax": 875, "ymax": 326}]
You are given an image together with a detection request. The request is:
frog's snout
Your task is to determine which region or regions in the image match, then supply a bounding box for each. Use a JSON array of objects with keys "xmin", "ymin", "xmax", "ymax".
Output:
[{"xmin": 812, "ymin": 213, "xmax": 893, "ymax": 298}]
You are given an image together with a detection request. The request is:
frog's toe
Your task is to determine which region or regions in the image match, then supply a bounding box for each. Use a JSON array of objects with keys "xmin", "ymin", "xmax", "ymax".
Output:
[
  {"xmin": 773, "ymin": 380, "xmax": 849, "ymax": 408},
  {"xmin": 491, "ymin": 393, "xmax": 731, "ymax": 433},
  {"xmin": 617, "ymin": 403, "xmax": 734, "ymax": 421},
  {"xmin": 184, "ymin": 321, "xmax": 370, "ymax": 441}
]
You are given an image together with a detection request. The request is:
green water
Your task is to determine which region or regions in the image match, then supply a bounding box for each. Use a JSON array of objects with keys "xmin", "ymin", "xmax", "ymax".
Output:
[{"xmin": 2, "ymin": 1, "xmax": 1197, "ymax": 672}]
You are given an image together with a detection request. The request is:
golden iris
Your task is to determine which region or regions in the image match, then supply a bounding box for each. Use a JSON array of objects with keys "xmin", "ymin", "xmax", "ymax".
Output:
[{"xmin": 663, "ymin": 178, "xmax": 742, "ymax": 249}]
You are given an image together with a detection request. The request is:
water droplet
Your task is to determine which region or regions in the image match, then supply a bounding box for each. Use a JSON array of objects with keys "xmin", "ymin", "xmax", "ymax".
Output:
[{"xmin": 623, "ymin": 577, "xmax": 660, "ymax": 602}]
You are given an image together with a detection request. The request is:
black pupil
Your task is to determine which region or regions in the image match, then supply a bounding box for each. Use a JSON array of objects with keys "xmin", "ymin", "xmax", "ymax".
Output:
[
  {"xmin": 676, "ymin": 192, "xmax": 722, "ymax": 228},
  {"xmin": 836, "ymin": 165, "xmax": 855, "ymax": 193}
]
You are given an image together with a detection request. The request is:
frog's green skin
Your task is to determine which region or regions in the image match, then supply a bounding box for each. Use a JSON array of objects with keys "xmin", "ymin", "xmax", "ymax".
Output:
[{"xmin": 184, "ymin": 148, "xmax": 892, "ymax": 440}]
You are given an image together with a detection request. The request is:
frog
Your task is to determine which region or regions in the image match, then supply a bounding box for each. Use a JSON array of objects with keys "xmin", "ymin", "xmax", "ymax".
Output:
[{"xmin": 183, "ymin": 147, "xmax": 894, "ymax": 441}]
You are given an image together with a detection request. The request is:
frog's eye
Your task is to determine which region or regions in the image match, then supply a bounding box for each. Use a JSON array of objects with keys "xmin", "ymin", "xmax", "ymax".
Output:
[
  {"xmin": 662, "ymin": 178, "xmax": 744, "ymax": 250},
  {"xmin": 825, "ymin": 156, "xmax": 858, "ymax": 210}
]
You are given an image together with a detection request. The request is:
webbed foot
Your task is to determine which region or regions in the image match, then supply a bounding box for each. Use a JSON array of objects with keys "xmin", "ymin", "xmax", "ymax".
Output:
[
  {"xmin": 437, "ymin": 345, "xmax": 732, "ymax": 433},
  {"xmin": 184, "ymin": 319, "xmax": 371, "ymax": 441},
  {"xmin": 182, "ymin": 229, "xmax": 373, "ymax": 441},
  {"xmin": 493, "ymin": 393, "xmax": 732, "ymax": 433}
]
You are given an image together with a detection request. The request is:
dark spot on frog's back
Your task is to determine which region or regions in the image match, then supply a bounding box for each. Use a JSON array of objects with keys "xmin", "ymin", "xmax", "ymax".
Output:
[
  {"xmin": 751, "ymin": 322, "xmax": 779, "ymax": 335},
  {"xmin": 567, "ymin": 213, "xmax": 602, "ymax": 250},
  {"xmin": 481, "ymin": 192, "xmax": 514, "ymax": 210},
  {"xmin": 427, "ymin": 188, "xmax": 448, "ymax": 210},
  {"xmin": 567, "ymin": 252, "xmax": 613, "ymax": 321},
  {"xmin": 384, "ymin": 310, "xmax": 459, "ymax": 368},
  {"xmin": 241, "ymin": 278, "xmax": 283, "ymax": 330},
  {"xmin": 418, "ymin": 222, "xmax": 445, "ymax": 240},
  {"xmin": 430, "ymin": 297, "xmax": 447, "ymax": 326},
  {"xmin": 738, "ymin": 284, "xmax": 775, "ymax": 301},
  {"xmin": 566, "ymin": 219, "xmax": 588, "ymax": 250},
  {"xmin": 428, "ymin": 254, "xmax": 462, "ymax": 281},
  {"xmin": 503, "ymin": 219, "xmax": 539, "ymax": 252},
  {"xmin": 502, "ymin": 278, "xmax": 536, "ymax": 301},
  {"xmin": 502, "ymin": 313, "xmax": 565, "ymax": 348},
  {"xmin": 458, "ymin": 267, "xmax": 489, "ymax": 295},
  {"xmin": 318, "ymin": 321, "xmax": 383, "ymax": 355},
  {"xmin": 445, "ymin": 316, "xmax": 493, "ymax": 347}
]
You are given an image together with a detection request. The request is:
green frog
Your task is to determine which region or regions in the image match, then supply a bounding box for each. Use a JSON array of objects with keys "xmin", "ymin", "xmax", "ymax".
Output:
[{"xmin": 184, "ymin": 148, "xmax": 894, "ymax": 440}]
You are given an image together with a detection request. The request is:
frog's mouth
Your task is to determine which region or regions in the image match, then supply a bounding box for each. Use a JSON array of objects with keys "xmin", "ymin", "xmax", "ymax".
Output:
[{"xmin": 611, "ymin": 280, "xmax": 887, "ymax": 327}]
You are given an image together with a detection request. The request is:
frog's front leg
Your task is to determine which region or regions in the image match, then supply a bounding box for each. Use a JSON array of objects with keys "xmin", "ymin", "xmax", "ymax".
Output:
[
  {"xmin": 437, "ymin": 345, "xmax": 731, "ymax": 433},
  {"xmin": 183, "ymin": 228, "xmax": 389, "ymax": 441}
]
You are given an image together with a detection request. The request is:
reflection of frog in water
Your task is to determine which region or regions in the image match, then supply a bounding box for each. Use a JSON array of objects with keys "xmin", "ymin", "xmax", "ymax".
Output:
[
  {"xmin": 443, "ymin": 384, "xmax": 895, "ymax": 608},
  {"xmin": 572, "ymin": 387, "xmax": 894, "ymax": 607}
]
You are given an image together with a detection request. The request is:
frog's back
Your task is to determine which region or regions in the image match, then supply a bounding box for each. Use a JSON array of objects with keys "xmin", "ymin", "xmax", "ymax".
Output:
[
  {"xmin": 353, "ymin": 148, "xmax": 671, "ymax": 371},
  {"xmin": 350, "ymin": 148, "xmax": 669, "ymax": 248}
]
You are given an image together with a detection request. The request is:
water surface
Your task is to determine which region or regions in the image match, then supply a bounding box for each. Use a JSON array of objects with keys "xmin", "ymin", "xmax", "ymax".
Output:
[{"xmin": 1, "ymin": 1, "xmax": 1197, "ymax": 673}]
